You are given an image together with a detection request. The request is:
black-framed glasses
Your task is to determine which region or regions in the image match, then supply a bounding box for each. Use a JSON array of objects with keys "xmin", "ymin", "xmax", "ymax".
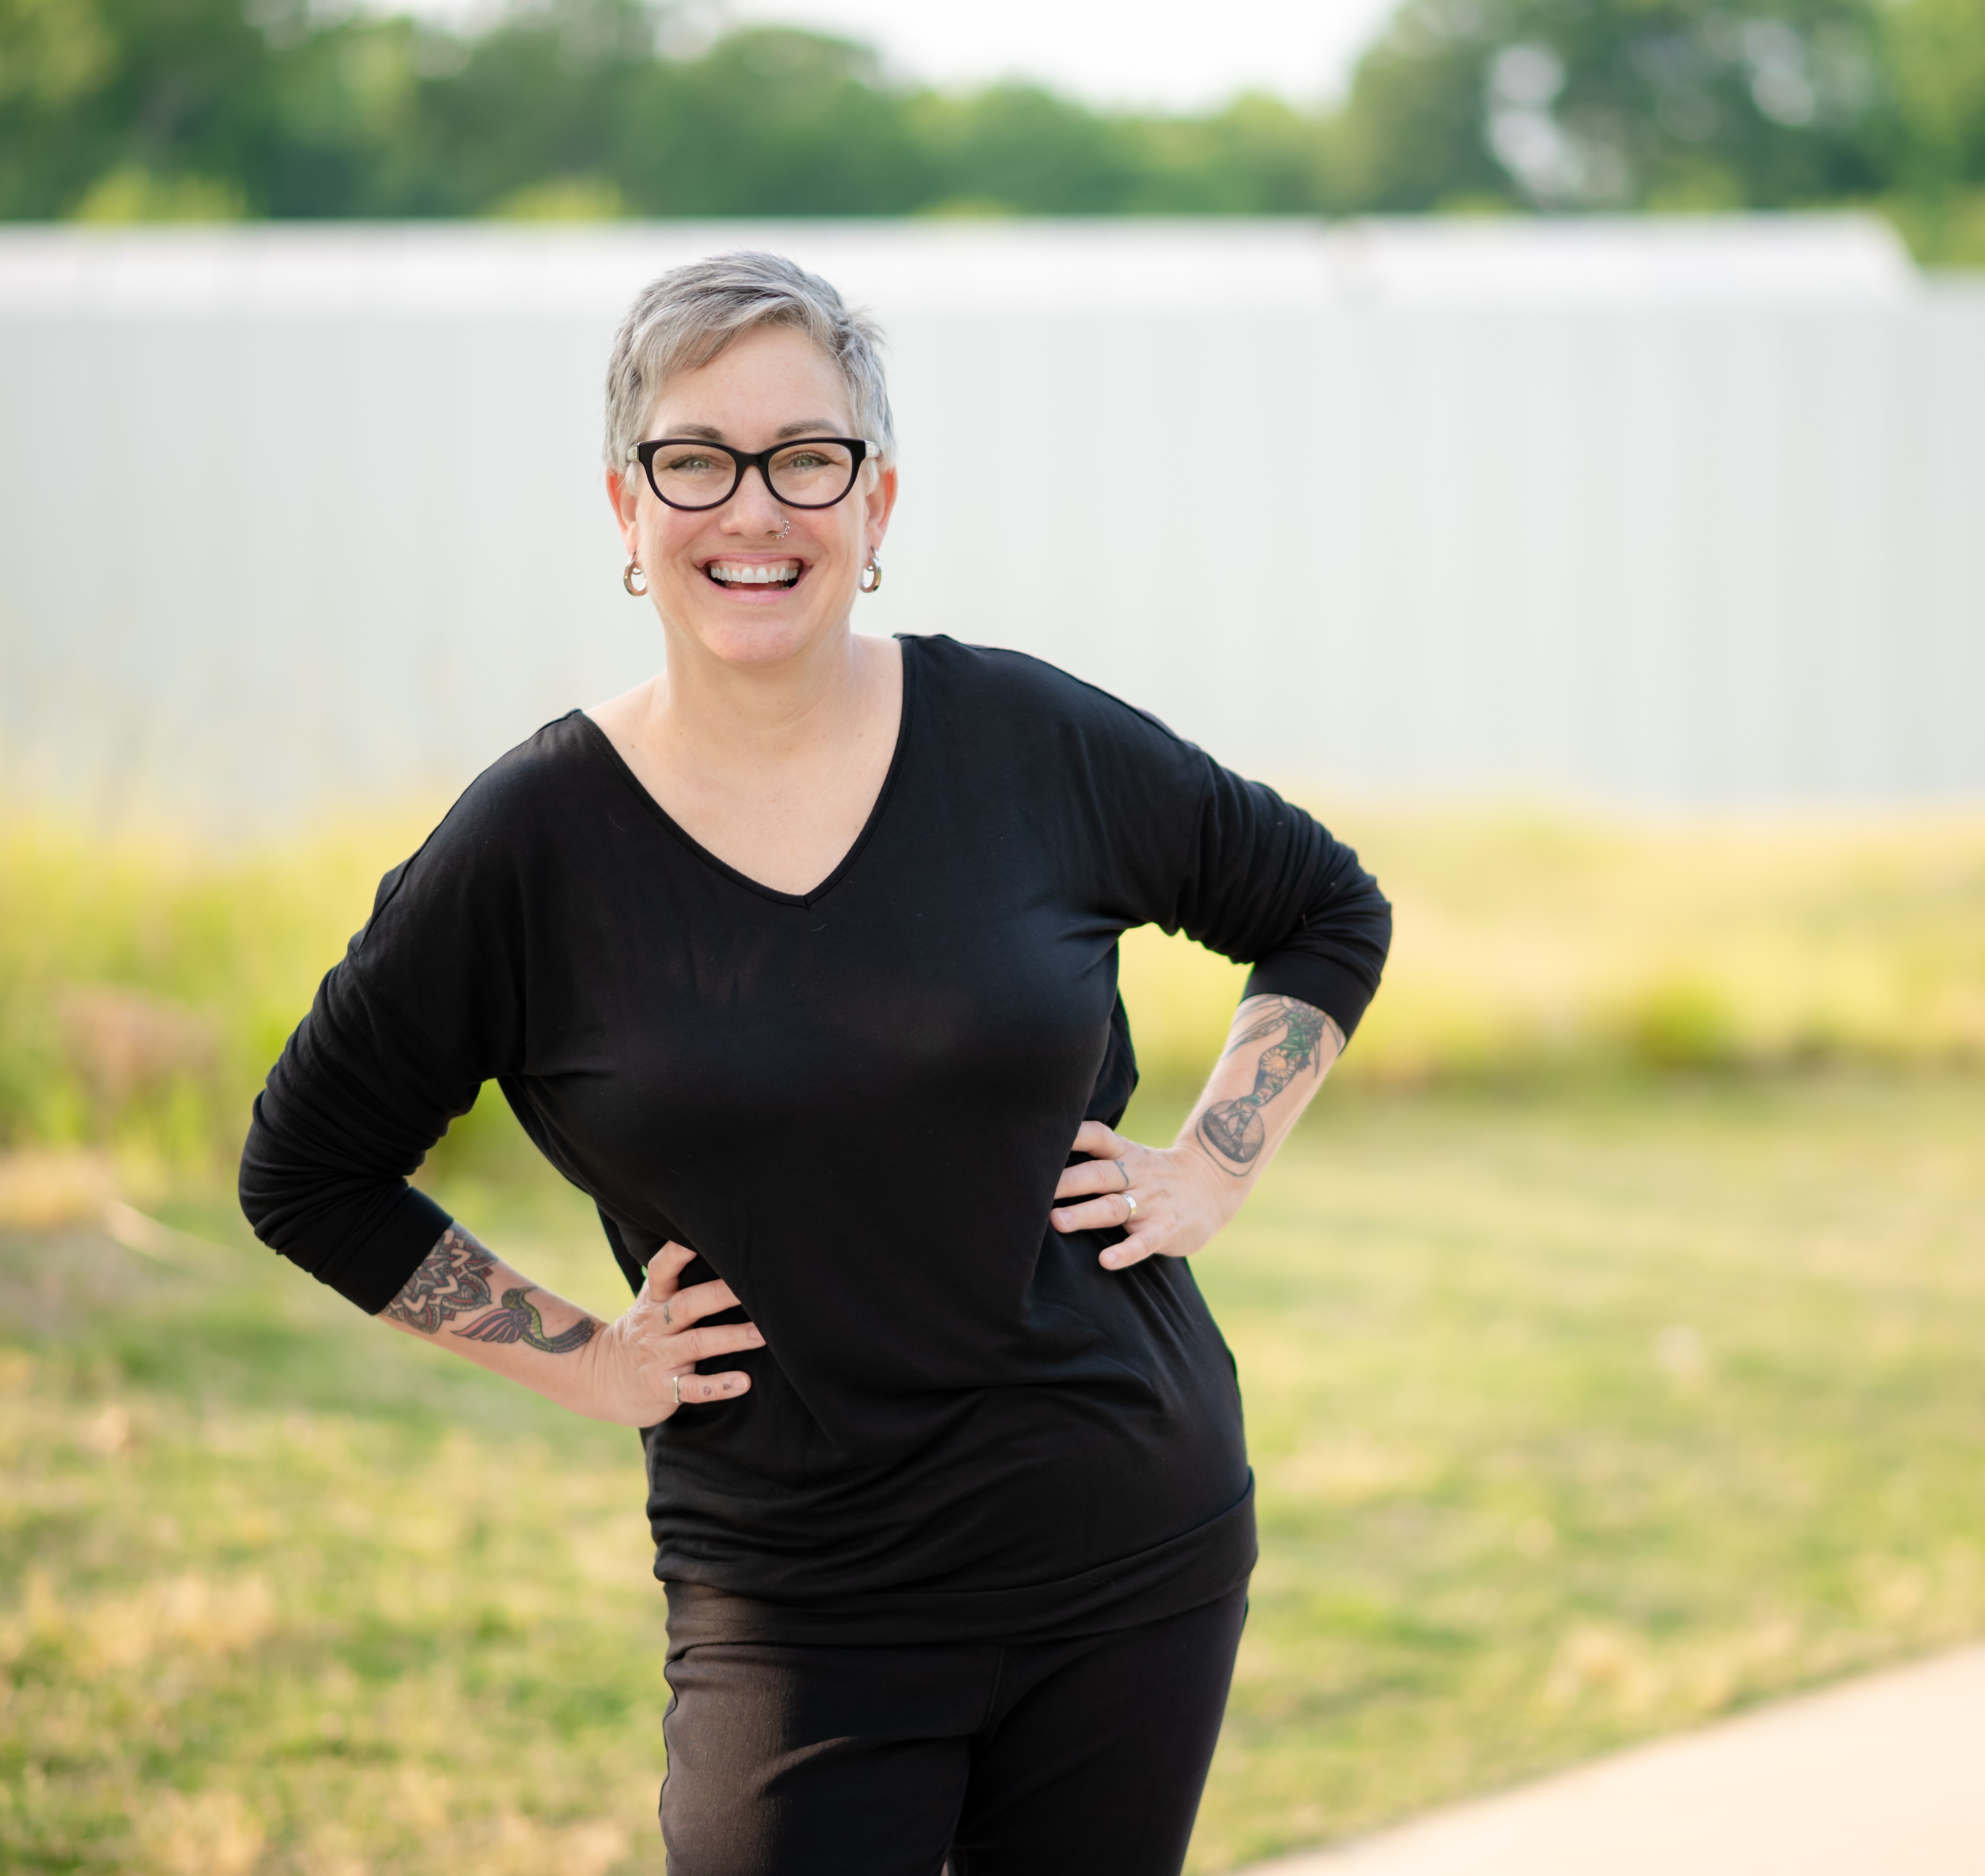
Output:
[{"xmin": 633, "ymin": 435, "xmax": 876, "ymax": 511}]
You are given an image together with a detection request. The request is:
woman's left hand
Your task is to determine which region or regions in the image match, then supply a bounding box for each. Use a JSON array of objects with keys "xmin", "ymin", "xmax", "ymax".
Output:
[{"xmin": 1049, "ymin": 1120, "xmax": 1242, "ymax": 1270}]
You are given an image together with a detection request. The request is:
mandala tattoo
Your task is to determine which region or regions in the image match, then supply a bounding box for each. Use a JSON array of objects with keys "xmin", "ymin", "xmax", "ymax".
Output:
[
  {"xmin": 383, "ymin": 1223, "xmax": 497, "ymax": 1334},
  {"xmin": 1195, "ymin": 997, "xmax": 1342, "ymax": 1176},
  {"xmin": 454, "ymin": 1288, "xmax": 598, "ymax": 1354}
]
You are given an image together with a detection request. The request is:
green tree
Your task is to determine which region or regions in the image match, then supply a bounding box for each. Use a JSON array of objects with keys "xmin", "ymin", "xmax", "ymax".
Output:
[
  {"xmin": 1324, "ymin": 0, "xmax": 1890, "ymax": 213},
  {"xmin": 0, "ymin": 0, "xmax": 272, "ymax": 216},
  {"xmin": 1886, "ymin": 0, "xmax": 1985, "ymax": 183},
  {"xmin": 3, "ymin": 0, "xmax": 1983, "ymax": 256}
]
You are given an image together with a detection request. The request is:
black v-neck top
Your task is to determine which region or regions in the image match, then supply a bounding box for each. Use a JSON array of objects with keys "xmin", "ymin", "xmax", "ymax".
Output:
[{"xmin": 241, "ymin": 635, "xmax": 1391, "ymax": 1645}]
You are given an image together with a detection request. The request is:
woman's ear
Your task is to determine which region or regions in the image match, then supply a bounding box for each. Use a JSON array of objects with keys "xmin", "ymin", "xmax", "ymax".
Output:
[
  {"xmin": 607, "ymin": 467, "xmax": 641, "ymax": 550},
  {"xmin": 865, "ymin": 460, "xmax": 900, "ymax": 550}
]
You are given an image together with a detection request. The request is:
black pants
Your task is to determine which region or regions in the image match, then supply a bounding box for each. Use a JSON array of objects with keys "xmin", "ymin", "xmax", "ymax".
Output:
[{"xmin": 659, "ymin": 1587, "xmax": 1248, "ymax": 1876}]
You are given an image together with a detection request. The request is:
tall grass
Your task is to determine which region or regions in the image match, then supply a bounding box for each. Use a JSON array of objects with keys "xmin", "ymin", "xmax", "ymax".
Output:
[
  {"xmin": 0, "ymin": 808, "xmax": 440, "ymax": 1185},
  {"xmin": 1131, "ymin": 805, "xmax": 1985, "ymax": 1083},
  {"xmin": 3, "ymin": 802, "xmax": 1982, "ymax": 1187}
]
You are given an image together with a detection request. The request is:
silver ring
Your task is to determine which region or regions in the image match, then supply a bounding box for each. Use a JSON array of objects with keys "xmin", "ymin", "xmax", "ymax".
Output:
[
  {"xmin": 673, "ymin": 1375, "xmax": 682, "ymax": 1407},
  {"xmin": 1122, "ymin": 1192, "xmax": 1138, "ymax": 1220}
]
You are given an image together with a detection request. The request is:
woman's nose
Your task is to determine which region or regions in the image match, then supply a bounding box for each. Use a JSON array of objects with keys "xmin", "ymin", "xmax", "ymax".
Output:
[{"xmin": 724, "ymin": 466, "xmax": 787, "ymax": 533}]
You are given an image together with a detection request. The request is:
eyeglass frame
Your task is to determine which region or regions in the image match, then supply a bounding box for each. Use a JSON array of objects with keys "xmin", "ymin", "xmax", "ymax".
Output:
[{"xmin": 631, "ymin": 435, "xmax": 879, "ymax": 512}]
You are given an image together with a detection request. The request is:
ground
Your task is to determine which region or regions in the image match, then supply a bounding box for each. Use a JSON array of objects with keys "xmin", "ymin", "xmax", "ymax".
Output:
[{"xmin": 3, "ymin": 1071, "xmax": 1983, "ymax": 1875}]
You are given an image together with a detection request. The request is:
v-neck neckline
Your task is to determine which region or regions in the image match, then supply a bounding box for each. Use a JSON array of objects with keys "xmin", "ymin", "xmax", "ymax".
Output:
[{"xmin": 576, "ymin": 635, "xmax": 918, "ymax": 909}]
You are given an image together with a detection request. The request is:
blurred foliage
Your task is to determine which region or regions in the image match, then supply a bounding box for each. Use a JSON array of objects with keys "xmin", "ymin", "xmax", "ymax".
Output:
[
  {"xmin": 1, "ymin": 803, "xmax": 1981, "ymax": 1186},
  {"xmin": 0, "ymin": 806, "xmax": 440, "ymax": 1183},
  {"xmin": 1, "ymin": 0, "xmax": 1984, "ymax": 261}
]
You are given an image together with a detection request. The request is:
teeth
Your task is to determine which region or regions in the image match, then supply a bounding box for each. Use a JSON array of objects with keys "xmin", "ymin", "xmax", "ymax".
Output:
[{"xmin": 709, "ymin": 560, "xmax": 800, "ymax": 585}]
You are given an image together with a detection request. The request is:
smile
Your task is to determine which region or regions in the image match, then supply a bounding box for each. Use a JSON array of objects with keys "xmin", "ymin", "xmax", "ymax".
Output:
[{"xmin": 706, "ymin": 559, "xmax": 802, "ymax": 588}]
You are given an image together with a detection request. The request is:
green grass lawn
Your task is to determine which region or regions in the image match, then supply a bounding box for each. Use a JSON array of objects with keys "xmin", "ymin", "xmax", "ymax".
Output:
[{"xmin": 4, "ymin": 1072, "xmax": 1983, "ymax": 1874}]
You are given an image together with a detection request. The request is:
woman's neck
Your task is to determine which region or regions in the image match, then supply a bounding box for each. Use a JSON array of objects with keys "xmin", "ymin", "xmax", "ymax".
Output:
[
  {"xmin": 588, "ymin": 628, "xmax": 905, "ymax": 896},
  {"xmin": 647, "ymin": 626, "xmax": 879, "ymax": 777}
]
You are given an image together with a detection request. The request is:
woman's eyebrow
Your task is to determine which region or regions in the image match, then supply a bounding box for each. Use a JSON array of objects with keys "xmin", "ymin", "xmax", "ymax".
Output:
[{"xmin": 657, "ymin": 419, "xmax": 847, "ymax": 442}]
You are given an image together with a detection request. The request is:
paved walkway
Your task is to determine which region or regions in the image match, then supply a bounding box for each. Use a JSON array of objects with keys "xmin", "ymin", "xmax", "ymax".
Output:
[{"xmin": 1233, "ymin": 1642, "xmax": 1985, "ymax": 1876}]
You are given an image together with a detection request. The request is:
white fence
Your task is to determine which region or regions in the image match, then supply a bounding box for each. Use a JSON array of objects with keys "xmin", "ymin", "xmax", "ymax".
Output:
[{"xmin": 1, "ymin": 216, "xmax": 1980, "ymax": 824}]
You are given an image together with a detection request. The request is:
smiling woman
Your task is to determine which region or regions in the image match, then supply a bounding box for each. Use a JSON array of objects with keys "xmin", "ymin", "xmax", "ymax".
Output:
[{"xmin": 237, "ymin": 251, "xmax": 1392, "ymax": 1876}]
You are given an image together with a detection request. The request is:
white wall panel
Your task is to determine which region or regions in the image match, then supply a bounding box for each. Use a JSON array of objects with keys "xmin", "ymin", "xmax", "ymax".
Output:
[{"xmin": 0, "ymin": 219, "xmax": 1979, "ymax": 826}]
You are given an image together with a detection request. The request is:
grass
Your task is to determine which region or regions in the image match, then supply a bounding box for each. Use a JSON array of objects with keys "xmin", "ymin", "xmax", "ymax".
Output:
[
  {"xmin": 3, "ymin": 802, "xmax": 1984, "ymax": 1869},
  {"xmin": 2, "ymin": 1174, "xmax": 660, "ymax": 1876},
  {"xmin": 1124, "ymin": 804, "xmax": 1985, "ymax": 1085},
  {"xmin": 4, "ymin": 1070, "xmax": 1984, "ymax": 1873},
  {"xmin": 1182, "ymin": 1070, "xmax": 1985, "ymax": 1868},
  {"xmin": 3, "ymin": 803, "xmax": 1983, "ymax": 1179}
]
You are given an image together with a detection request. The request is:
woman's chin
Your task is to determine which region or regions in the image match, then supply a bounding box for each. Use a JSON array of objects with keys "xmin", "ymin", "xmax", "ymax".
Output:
[{"xmin": 678, "ymin": 601, "xmax": 846, "ymax": 670}]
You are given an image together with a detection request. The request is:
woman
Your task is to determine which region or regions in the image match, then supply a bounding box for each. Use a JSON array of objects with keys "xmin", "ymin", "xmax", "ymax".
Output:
[{"xmin": 241, "ymin": 251, "xmax": 1390, "ymax": 1876}]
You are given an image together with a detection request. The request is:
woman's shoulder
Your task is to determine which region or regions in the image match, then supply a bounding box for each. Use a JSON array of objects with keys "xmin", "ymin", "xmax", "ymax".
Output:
[
  {"xmin": 487, "ymin": 704, "xmax": 609, "ymax": 799},
  {"xmin": 901, "ymin": 633, "xmax": 1189, "ymax": 750},
  {"xmin": 362, "ymin": 711, "xmax": 606, "ymax": 926}
]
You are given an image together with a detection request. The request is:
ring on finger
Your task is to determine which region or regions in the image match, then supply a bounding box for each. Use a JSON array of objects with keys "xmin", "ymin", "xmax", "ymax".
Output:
[
  {"xmin": 673, "ymin": 1375, "xmax": 682, "ymax": 1408},
  {"xmin": 1121, "ymin": 1191, "xmax": 1138, "ymax": 1220}
]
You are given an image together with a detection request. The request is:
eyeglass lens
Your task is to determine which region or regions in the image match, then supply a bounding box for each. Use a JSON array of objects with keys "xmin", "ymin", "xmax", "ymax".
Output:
[{"xmin": 648, "ymin": 441, "xmax": 858, "ymax": 509}]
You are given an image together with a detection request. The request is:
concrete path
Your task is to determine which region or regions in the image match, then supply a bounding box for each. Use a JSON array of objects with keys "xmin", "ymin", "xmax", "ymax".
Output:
[{"xmin": 1233, "ymin": 1642, "xmax": 1985, "ymax": 1876}]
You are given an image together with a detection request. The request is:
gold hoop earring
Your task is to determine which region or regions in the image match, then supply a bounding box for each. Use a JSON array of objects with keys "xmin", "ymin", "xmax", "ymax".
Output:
[
  {"xmin": 623, "ymin": 560, "xmax": 647, "ymax": 597},
  {"xmin": 858, "ymin": 556, "xmax": 882, "ymax": 594}
]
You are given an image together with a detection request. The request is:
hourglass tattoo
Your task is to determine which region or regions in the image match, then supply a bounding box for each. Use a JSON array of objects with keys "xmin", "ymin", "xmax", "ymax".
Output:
[
  {"xmin": 383, "ymin": 1222, "xmax": 597, "ymax": 1354},
  {"xmin": 1196, "ymin": 997, "xmax": 1342, "ymax": 1174}
]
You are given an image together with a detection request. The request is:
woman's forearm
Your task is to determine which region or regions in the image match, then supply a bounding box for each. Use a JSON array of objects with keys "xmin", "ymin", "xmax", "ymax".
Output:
[
  {"xmin": 1048, "ymin": 993, "xmax": 1344, "ymax": 1267},
  {"xmin": 378, "ymin": 1222, "xmax": 611, "ymax": 1416},
  {"xmin": 1179, "ymin": 994, "xmax": 1344, "ymax": 1194},
  {"xmin": 378, "ymin": 1224, "xmax": 766, "ymax": 1427}
]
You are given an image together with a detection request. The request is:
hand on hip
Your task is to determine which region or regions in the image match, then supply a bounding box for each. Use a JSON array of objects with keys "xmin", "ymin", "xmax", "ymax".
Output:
[{"xmin": 1049, "ymin": 1120, "xmax": 1239, "ymax": 1271}]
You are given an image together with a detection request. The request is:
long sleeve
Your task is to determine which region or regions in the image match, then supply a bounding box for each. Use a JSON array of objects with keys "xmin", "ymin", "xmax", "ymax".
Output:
[
  {"xmin": 1026, "ymin": 654, "xmax": 1391, "ymax": 1043},
  {"xmin": 239, "ymin": 759, "xmax": 539, "ymax": 1315},
  {"xmin": 1170, "ymin": 756, "xmax": 1392, "ymax": 1039},
  {"xmin": 239, "ymin": 962, "xmax": 468, "ymax": 1313}
]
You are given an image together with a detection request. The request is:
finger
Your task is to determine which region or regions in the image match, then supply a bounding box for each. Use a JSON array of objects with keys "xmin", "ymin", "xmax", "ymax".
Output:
[
  {"xmin": 1100, "ymin": 1229, "xmax": 1158, "ymax": 1271},
  {"xmin": 673, "ymin": 1322, "xmax": 767, "ymax": 1363},
  {"xmin": 655, "ymin": 1276, "xmax": 744, "ymax": 1330},
  {"xmin": 1049, "ymin": 1191, "xmax": 1140, "ymax": 1234},
  {"xmin": 1054, "ymin": 1157, "xmax": 1132, "ymax": 1201},
  {"xmin": 1068, "ymin": 1119, "xmax": 1124, "ymax": 1160},
  {"xmin": 672, "ymin": 1369, "xmax": 753, "ymax": 1407},
  {"xmin": 645, "ymin": 1241, "xmax": 700, "ymax": 1297}
]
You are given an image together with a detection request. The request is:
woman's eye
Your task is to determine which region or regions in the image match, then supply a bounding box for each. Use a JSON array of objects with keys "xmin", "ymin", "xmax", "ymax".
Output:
[
  {"xmin": 664, "ymin": 453, "xmax": 719, "ymax": 474},
  {"xmin": 782, "ymin": 451, "xmax": 828, "ymax": 471}
]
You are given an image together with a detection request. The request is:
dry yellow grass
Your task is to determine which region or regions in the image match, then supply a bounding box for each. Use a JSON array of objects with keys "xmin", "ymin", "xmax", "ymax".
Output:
[
  {"xmin": 1123, "ymin": 803, "xmax": 1985, "ymax": 1086},
  {"xmin": 2, "ymin": 799, "xmax": 1982, "ymax": 1153}
]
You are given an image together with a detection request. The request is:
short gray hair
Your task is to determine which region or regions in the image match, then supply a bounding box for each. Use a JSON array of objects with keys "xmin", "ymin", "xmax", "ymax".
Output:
[{"xmin": 603, "ymin": 251, "xmax": 896, "ymax": 476}]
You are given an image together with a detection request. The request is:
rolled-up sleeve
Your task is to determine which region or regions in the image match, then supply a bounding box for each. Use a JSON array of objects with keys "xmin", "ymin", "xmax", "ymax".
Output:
[
  {"xmin": 239, "ymin": 785, "xmax": 526, "ymax": 1314},
  {"xmin": 1070, "ymin": 677, "xmax": 1391, "ymax": 1041},
  {"xmin": 239, "ymin": 964, "xmax": 474, "ymax": 1314},
  {"xmin": 1170, "ymin": 758, "xmax": 1392, "ymax": 1040}
]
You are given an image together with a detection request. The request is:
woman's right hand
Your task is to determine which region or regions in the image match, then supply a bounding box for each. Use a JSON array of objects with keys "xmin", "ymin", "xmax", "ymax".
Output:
[{"xmin": 582, "ymin": 1242, "xmax": 765, "ymax": 1427}]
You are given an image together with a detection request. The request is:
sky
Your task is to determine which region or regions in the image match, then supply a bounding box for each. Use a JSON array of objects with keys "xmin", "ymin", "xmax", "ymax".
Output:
[{"xmin": 397, "ymin": 0, "xmax": 1404, "ymax": 112}]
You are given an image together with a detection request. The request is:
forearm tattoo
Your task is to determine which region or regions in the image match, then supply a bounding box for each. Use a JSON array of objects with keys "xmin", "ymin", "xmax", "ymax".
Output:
[
  {"xmin": 383, "ymin": 1223, "xmax": 497, "ymax": 1333},
  {"xmin": 383, "ymin": 1223, "xmax": 597, "ymax": 1355},
  {"xmin": 1195, "ymin": 996, "xmax": 1343, "ymax": 1176},
  {"xmin": 454, "ymin": 1288, "xmax": 597, "ymax": 1354}
]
